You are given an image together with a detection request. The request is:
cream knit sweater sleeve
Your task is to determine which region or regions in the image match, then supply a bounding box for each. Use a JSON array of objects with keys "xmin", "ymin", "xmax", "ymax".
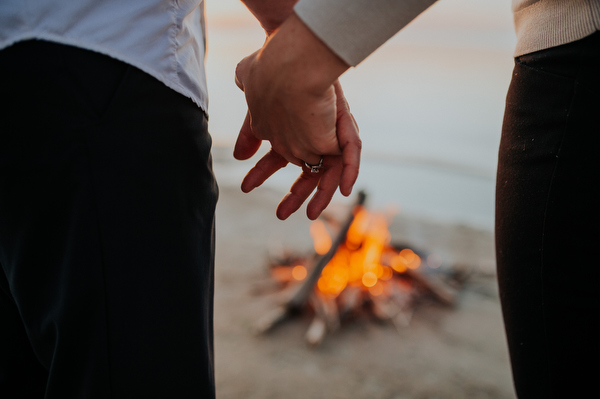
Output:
[
  {"xmin": 294, "ymin": 0, "xmax": 437, "ymax": 66},
  {"xmin": 294, "ymin": 0, "xmax": 600, "ymax": 65}
]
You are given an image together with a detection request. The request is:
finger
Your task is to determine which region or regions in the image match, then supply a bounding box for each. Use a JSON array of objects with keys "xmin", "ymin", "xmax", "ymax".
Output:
[
  {"xmin": 241, "ymin": 149, "xmax": 288, "ymax": 193},
  {"xmin": 306, "ymin": 156, "xmax": 343, "ymax": 220},
  {"xmin": 234, "ymin": 62, "xmax": 245, "ymax": 91},
  {"xmin": 334, "ymin": 81, "xmax": 361, "ymax": 196},
  {"xmin": 234, "ymin": 111, "xmax": 262, "ymax": 160},
  {"xmin": 268, "ymin": 141, "xmax": 306, "ymax": 169},
  {"xmin": 338, "ymin": 112, "xmax": 361, "ymax": 196},
  {"xmin": 300, "ymin": 153, "xmax": 324, "ymax": 168},
  {"xmin": 275, "ymin": 169, "xmax": 320, "ymax": 220}
]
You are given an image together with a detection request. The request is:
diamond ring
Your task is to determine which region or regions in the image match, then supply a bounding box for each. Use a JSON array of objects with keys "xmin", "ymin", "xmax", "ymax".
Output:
[{"xmin": 304, "ymin": 156, "xmax": 324, "ymax": 173}]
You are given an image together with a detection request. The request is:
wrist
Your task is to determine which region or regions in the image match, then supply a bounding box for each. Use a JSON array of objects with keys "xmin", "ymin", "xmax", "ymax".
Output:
[
  {"xmin": 256, "ymin": 13, "xmax": 349, "ymax": 94},
  {"xmin": 241, "ymin": 0, "xmax": 299, "ymax": 35}
]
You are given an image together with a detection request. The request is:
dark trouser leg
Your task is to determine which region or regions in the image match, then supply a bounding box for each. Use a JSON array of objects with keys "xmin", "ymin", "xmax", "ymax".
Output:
[
  {"xmin": 0, "ymin": 40, "xmax": 218, "ymax": 398},
  {"xmin": 0, "ymin": 270, "xmax": 48, "ymax": 398},
  {"xmin": 496, "ymin": 32, "xmax": 600, "ymax": 398}
]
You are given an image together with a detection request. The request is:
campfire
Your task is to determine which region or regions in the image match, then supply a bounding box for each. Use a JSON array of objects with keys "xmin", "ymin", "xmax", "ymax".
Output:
[{"xmin": 255, "ymin": 191, "xmax": 465, "ymax": 346}]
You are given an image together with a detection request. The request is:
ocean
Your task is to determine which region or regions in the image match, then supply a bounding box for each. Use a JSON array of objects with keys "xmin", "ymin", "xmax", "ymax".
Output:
[{"xmin": 205, "ymin": 0, "xmax": 517, "ymax": 231}]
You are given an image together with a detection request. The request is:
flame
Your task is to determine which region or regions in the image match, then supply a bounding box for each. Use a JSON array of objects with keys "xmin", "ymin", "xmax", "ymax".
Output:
[
  {"xmin": 315, "ymin": 209, "xmax": 403, "ymax": 297},
  {"xmin": 362, "ymin": 271, "xmax": 378, "ymax": 287},
  {"xmin": 379, "ymin": 265, "xmax": 394, "ymax": 281},
  {"xmin": 309, "ymin": 207, "xmax": 431, "ymax": 300},
  {"xmin": 292, "ymin": 265, "xmax": 307, "ymax": 281},
  {"xmin": 391, "ymin": 253, "xmax": 407, "ymax": 273},
  {"xmin": 399, "ymin": 249, "xmax": 421, "ymax": 270},
  {"xmin": 310, "ymin": 219, "xmax": 332, "ymax": 255},
  {"xmin": 346, "ymin": 207, "xmax": 369, "ymax": 250},
  {"xmin": 317, "ymin": 248, "xmax": 350, "ymax": 295}
]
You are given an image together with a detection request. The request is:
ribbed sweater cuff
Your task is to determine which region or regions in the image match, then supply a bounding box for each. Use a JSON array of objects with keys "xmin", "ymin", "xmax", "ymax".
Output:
[
  {"xmin": 513, "ymin": 0, "xmax": 600, "ymax": 56},
  {"xmin": 294, "ymin": 0, "xmax": 437, "ymax": 66}
]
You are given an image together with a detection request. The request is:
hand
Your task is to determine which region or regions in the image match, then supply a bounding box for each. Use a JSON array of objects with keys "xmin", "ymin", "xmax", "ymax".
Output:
[
  {"xmin": 234, "ymin": 81, "xmax": 360, "ymax": 220},
  {"xmin": 234, "ymin": 48, "xmax": 342, "ymax": 169},
  {"xmin": 234, "ymin": 14, "xmax": 360, "ymax": 220}
]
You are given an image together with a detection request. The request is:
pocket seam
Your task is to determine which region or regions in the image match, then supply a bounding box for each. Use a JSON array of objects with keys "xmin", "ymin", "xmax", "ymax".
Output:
[{"xmin": 515, "ymin": 56, "xmax": 577, "ymax": 83}]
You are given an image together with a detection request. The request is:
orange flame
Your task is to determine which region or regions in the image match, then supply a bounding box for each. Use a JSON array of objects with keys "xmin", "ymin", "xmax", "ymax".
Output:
[
  {"xmin": 310, "ymin": 219, "xmax": 332, "ymax": 255},
  {"xmin": 399, "ymin": 249, "xmax": 421, "ymax": 270},
  {"xmin": 314, "ymin": 209, "xmax": 407, "ymax": 297},
  {"xmin": 317, "ymin": 248, "xmax": 349, "ymax": 295},
  {"xmin": 368, "ymin": 282, "xmax": 384, "ymax": 296},
  {"xmin": 309, "ymin": 206, "xmax": 432, "ymax": 301},
  {"xmin": 292, "ymin": 265, "xmax": 307, "ymax": 281}
]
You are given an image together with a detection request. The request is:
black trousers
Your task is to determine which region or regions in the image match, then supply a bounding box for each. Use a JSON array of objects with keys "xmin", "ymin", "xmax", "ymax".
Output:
[
  {"xmin": 496, "ymin": 32, "xmax": 600, "ymax": 398},
  {"xmin": 0, "ymin": 41, "xmax": 218, "ymax": 398}
]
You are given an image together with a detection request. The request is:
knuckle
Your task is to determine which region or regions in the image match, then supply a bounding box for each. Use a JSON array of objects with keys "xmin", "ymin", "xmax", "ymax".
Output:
[
  {"xmin": 270, "ymin": 146, "xmax": 293, "ymax": 165},
  {"xmin": 354, "ymin": 138, "xmax": 363, "ymax": 151},
  {"xmin": 291, "ymin": 148, "xmax": 309, "ymax": 162}
]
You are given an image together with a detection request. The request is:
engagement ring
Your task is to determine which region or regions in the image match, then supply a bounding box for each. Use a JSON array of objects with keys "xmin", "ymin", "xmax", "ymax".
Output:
[{"xmin": 304, "ymin": 156, "xmax": 324, "ymax": 173}]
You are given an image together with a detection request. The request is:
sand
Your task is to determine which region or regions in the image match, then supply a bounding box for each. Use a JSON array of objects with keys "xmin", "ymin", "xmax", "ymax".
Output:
[{"xmin": 212, "ymin": 162, "xmax": 515, "ymax": 399}]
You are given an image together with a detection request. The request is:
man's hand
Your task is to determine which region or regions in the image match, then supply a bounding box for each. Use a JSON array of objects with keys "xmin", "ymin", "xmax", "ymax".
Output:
[{"xmin": 234, "ymin": 13, "xmax": 360, "ymax": 220}]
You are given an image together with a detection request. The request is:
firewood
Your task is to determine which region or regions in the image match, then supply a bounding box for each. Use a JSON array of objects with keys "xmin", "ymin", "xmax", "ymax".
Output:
[
  {"xmin": 311, "ymin": 293, "xmax": 340, "ymax": 332},
  {"xmin": 254, "ymin": 191, "xmax": 366, "ymax": 334},
  {"xmin": 305, "ymin": 292, "xmax": 341, "ymax": 346},
  {"xmin": 405, "ymin": 268, "xmax": 457, "ymax": 306},
  {"xmin": 370, "ymin": 294, "xmax": 399, "ymax": 321},
  {"xmin": 286, "ymin": 191, "xmax": 366, "ymax": 310},
  {"xmin": 305, "ymin": 316, "xmax": 327, "ymax": 346},
  {"xmin": 337, "ymin": 285, "xmax": 363, "ymax": 317},
  {"xmin": 388, "ymin": 279, "xmax": 414, "ymax": 306},
  {"xmin": 254, "ymin": 189, "xmax": 468, "ymax": 343},
  {"xmin": 253, "ymin": 306, "xmax": 288, "ymax": 335}
]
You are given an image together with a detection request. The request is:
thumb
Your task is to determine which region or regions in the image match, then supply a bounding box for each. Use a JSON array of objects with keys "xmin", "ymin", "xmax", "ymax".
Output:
[{"xmin": 234, "ymin": 50, "xmax": 260, "ymax": 91}]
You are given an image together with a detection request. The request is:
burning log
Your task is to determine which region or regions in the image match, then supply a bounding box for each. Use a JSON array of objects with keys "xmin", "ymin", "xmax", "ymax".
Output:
[
  {"xmin": 254, "ymin": 191, "xmax": 366, "ymax": 334},
  {"xmin": 287, "ymin": 191, "xmax": 367, "ymax": 310},
  {"xmin": 337, "ymin": 285, "xmax": 362, "ymax": 318},
  {"xmin": 255, "ymin": 191, "xmax": 465, "ymax": 346}
]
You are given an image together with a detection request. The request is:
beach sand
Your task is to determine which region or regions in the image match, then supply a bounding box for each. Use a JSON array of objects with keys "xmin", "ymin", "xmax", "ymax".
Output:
[{"xmin": 212, "ymin": 157, "xmax": 516, "ymax": 399}]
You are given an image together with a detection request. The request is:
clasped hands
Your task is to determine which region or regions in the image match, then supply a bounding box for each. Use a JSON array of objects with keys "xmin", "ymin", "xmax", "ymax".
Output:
[{"xmin": 233, "ymin": 11, "xmax": 361, "ymax": 220}]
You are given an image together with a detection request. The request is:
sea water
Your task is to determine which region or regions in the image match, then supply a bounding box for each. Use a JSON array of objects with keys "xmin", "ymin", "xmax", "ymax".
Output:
[{"xmin": 206, "ymin": 0, "xmax": 516, "ymax": 231}]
